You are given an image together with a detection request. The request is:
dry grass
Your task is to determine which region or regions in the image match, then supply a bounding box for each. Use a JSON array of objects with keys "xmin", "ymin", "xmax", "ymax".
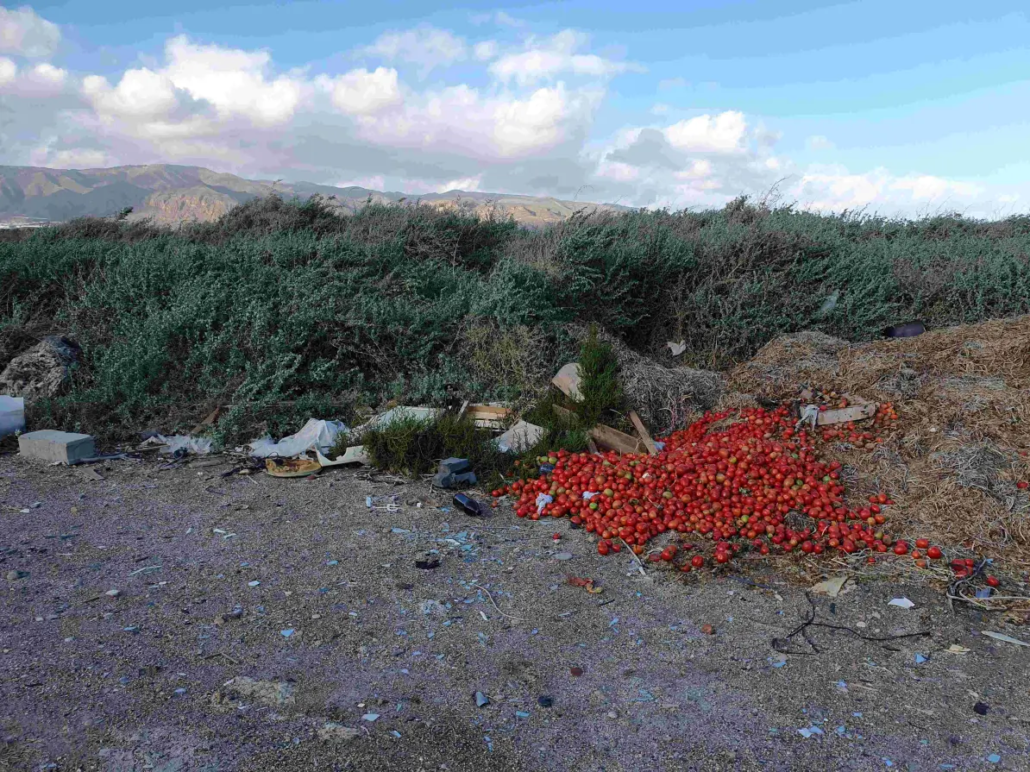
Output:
[
  {"xmin": 565, "ymin": 323, "xmax": 725, "ymax": 436},
  {"xmin": 726, "ymin": 314, "xmax": 1030, "ymax": 571}
]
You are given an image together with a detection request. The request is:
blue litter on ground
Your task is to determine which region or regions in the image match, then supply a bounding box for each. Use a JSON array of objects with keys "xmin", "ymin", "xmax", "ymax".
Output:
[{"xmin": 280, "ymin": 628, "xmax": 294, "ymax": 638}]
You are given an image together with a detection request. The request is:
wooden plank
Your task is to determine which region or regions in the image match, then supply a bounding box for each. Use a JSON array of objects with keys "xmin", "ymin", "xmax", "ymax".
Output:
[
  {"xmin": 587, "ymin": 438, "xmax": 600, "ymax": 454},
  {"xmin": 466, "ymin": 404, "xmax": 511, "ymax": 419},
  {"xmin": 589, "ymin": 424, "xmax": 648, "ymax": 455},
  {"xmin": 190, "ymin": 406, "xmax": 221, "ymax": 435},
  {"xmin": 628, "ymin": 410, "xmax": 659, "ymax": 456},
  {"xmin": 816, "ymin": 402, "xmax": 877, "ymax": 426},
  {"xmin": 456, "ymin": 400, "xmax": 470, "ymax": 421}
]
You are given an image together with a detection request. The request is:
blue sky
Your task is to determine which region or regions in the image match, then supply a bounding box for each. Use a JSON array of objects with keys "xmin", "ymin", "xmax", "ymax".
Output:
[{"xmin": 2, "ymin": 0, "xmax": 1028, "ymax": 215}]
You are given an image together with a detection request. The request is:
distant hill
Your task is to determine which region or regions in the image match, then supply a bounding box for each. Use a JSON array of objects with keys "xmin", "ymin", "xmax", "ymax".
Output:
[{"xmin": 0, "ymin": 164, "xmax": 629, "ymax": 228}]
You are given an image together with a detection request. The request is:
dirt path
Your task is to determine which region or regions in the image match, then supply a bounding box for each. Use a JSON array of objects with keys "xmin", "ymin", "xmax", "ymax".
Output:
[{"xmin": 2, "ymin": 454, "xmax": 1028, "ymax": 771}]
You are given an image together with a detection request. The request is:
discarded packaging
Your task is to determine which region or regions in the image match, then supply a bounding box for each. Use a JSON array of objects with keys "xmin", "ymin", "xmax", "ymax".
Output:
[
  {"xmin": 589, "ymin": 424, "xmax": 648, "ymax": 455},
  {"xmin": 453, "ymin": 493, "xmax": 486, "ymax": 517},
  {"xmin": 250, "ymin": 418, "xmax": 346, "ymax": 460},
  {"xmin": 495, "ymin": 420, "xmax": 545, "ymax": 454},
  {"xmin": 463, "ymin": 404, "xmax": 512, "ymax": 429},
  {"xmin": 981, "ymin": 630, "xmax": 1029, "ymax": 647},
  {"xmin": 888, "ymin": 598, "xmax": 915, "ymax": 609},
  {"xmin": 811, "ymin": 576, "xmax": 848, "ymax": 598},
  {"xmin": 0, "ymin": 395, "xmax": 25, "ymax": 437},
  {"xmin": 883, "ymin": 320, "xmax": 926, "ymax": 339},
  {"xmin": 149, "ymin": 434, "xmax": 213, "ymax": 456},
  {"xmin": 363, "ymin": 406, "xmax": 442, "ymax": 432},
  {"xmin": 551, "ymin": 363, "xmax": 583, "ymax": 401},
  {"xmin": 265, "ymin": 457, "xmax": 321, "ymax": 478},
  {"xmin": 667, "ymin": 340, "xmax": 686, "ymax": 357}
]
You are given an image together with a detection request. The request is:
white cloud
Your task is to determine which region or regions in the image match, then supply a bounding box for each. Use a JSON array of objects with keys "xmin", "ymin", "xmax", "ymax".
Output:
[
  {"xmin": 664, "ymin": 111, "xmax": 747, "ymax": 154},
  {"xmin": 489, "ymin": 29, "xmax": 640, "ymax": 86},
  {"xmin": 806, "ymin": 134, "xmax": 835, "ymax": 151},
  {"xmin": 162, "ymin": 36, "xmax": 304, "ymax": 126},
  {"xmin": 82, "ymin": 68, "xmax": 180, "ymax": 120},
  {"xmin": 335, "ymin": 175, "xmax": 386, "ymax": 190},
  {"xmin": 361, "ymin": 27, "xmax": 467, "ymax": 76},
  {"xmin": 318, "ymin": 67, "xmax": 402, "ymax": 116},
  {"xmin": 1, "ymin": 19, "xmax": 1018, "ymax": 219},
  {"xmin": 0, "ymin": 59, "xmax": 67, "ymax": 97},
  {"xmin": 0, "ymin": 5, "xmax": 60, "ymax": 58},
  {"xmin": 0, "ymin": 55, "xmax": 17, "ymax": 86},
  {"xmin": 473, "ymin": 40, "xmax": 499, "ymax": 61}
]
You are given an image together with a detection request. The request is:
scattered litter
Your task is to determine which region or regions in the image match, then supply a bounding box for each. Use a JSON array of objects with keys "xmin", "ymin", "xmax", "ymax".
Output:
[
  {"xmin": 888, "ymin": 598, "xmax": 915, "ymax": 609},
  {"xmin": 362, "ymin": 713, "xmax": 380, "ymax": 722},
  {"xmin": 567, "ymin": 576, "xmax": 603, "ymax": 594},
  {"xmin": 914, "ymin": 654, "xmax": 928, "ymax": 664},
  {"xmin": 987, "ymin": 754, "xmax": 1001, "ymax": 764},
  {"xmin": 768, "ymin": 653, "xmax": 788, "ymax": 668},
  {"xmin": 475, "ymin": 691, "xmax": 490, "ymax": 707},
  {"xmin": 515, "ymin": 710, "xmax": 530, "ymax": 718},
  {"xmin": 667, "ymin": 340, "xmax": 686, "ymax": 357},
  {"xmin": 537, "ymin": 695, "xmax": 553, "ymax": 708},
  {"xmin": 495, "ymin": 420, "xmax": 545, "ymax": 454},
  {"xmin": 249, "ymin": 418, "xmax": 346, "ymax": 460},
  {"xmin": 798, "ymin": 726, "xmax": 824, "ymax": 739},
  {"xmin": 366, "ymin": 495, "xmax": 400, "ymax": 512},
  {"xmin": 264, "ymin": 457, "xmax": 321, "ymax": 478},
  {"xmin": 883, "ymin": 320, "xmax": 926, "ymax": 339},
  {"xmin": 535, "ymin": 494, "xmax": 554, "ymax": 514},
  {"xmin": 700, "ymin": 624, "xmax": 715, "ymax": 635},
  {"xmin": 151, "ymin": 434, "xmax": 213, "ymax": 456},
  {"xmin": 433, "ymin": 457, "xmax": 477, "ymax": 488},
  {"xmin": 248, "ymin": 581, "xmax": 261, "ymax": 587},
  {"xmin": 280, "ymin": 628, "xmax": 295, "ymax": 638},
  {"xmin": 551, "ymin": 363, "xmax": 583, "ymax": 401},
  {"xmin": 811, "ymin": 576, "xmax": 848, "ymax": 598},
  {"xmin": 105, "ymin": 589, "xmax": 120, "ymax": 598},
  {"xmin": 981, "ymin": 630, "xmax": 1029, "ymax": 647},
  {"xmin": 453, "ymin": 493, "xmax": 486, "ymax": 517},
  {"xmin": 553, "ymin": 552, "xmax": 573, "ymax": 561},
  {"xmin": 128, "ymin": 565, "xmax": 161, "ymax": 576},
  {"xmin": 946, "ymin": 644, "xmax": 970, "ymax": 654}
]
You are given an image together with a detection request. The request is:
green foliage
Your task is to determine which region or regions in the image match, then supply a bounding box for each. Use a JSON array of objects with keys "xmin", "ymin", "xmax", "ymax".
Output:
[
  {"xmin": 358, "ymin": 413, "xmax": 508, "ymax": 480},
  {"xmin": 575, "ymin": 325, "xmax": 624, "ymax": 427},
  {"xmin": 3, "ymin": 194, "xmax": 1030, "ymax": 442}
]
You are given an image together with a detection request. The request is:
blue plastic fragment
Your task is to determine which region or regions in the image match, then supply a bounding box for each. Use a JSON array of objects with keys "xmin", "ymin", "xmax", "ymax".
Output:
[
  {"xmin": 915, "ymin": 654, "xmax": 927, "ymax": 664},
  {"xmin": 515, "ymin": 711, "xmax": 530, "ymax": 718},
  {"xmin": 280, "ymin": 628, "xmax": 294, "ymax": 638},
  {"xmin": 987, "ymin": 754, "xmax": 1001, "ymax": 764}
]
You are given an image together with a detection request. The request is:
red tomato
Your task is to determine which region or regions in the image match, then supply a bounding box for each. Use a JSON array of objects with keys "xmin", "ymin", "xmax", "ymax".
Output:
[{"xmin": 926, "ymin": 546, "xmax": 942, "ymax": 559}]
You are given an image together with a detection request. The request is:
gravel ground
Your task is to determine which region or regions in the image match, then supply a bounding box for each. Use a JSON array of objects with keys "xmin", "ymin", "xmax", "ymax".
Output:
[{"xmin": 2, "ymin": 452, "xmax": 1029, "ymax": 772}]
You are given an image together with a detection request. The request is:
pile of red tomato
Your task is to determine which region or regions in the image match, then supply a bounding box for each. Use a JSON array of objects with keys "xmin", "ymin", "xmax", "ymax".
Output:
[{"xmin": 495, "ymin": 404, "xmax": 951, "ymax": 573}]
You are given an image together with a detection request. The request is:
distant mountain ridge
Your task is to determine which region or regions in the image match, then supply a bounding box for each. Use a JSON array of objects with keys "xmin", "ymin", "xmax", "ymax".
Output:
[{"xmin": 0, "ymin": 164, "xmax": 628, "ymax": 228}]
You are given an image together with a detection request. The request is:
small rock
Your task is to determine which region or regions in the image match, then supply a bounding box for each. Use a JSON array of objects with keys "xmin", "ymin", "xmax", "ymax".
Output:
[
  {"xmin": 475, "ymin": 691, "xmax": 490, "ymax": 707},
  {"xmin": 415, "ymin": 553, "xmax": 440, "ymax": 570},
  {"xmin": 974, "ymin": 702, "xmax": 990, "ymax": 716},
  {"xmin": 607, "ymin": 711, "xmax": 618, "ymax": 719},
  {"xmin": 554, "ymin": 552, "xmax": 573, "ymax": 561},
  {"xmin": 223, "ymin": 677, "xmax": 295, "ymax": 707},
  {"xmin": 5, "ymin": 570, "xmax": 28, "ymax": 581}
]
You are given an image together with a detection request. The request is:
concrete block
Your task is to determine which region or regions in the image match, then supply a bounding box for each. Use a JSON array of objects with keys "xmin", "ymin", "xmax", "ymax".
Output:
[{"xmin": 18, "ymin": 430, "xmax": 95, "ymax": 464}]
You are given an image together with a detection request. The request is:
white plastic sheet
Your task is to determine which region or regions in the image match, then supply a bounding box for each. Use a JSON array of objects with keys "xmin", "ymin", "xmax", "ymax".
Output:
[
  {"xmin": 249, "ymin": 418, "xmax": 347, "ymax": 459},
  {"xmin": 156, "ymin": 434, "xmax": 213, "ymax": 455},
  {"xmin": 0, "ymin": 396, "xmax": 25, "ymax": 437}
]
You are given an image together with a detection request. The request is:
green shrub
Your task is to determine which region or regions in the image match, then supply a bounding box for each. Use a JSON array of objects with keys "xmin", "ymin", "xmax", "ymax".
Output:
[
  {"xmin": 575, "ymin": 325, "xmax": 624, "ymax": 427},
  {"xmin": 4, "ymin": 194, "xmax": 1030, "ymax": 443}
]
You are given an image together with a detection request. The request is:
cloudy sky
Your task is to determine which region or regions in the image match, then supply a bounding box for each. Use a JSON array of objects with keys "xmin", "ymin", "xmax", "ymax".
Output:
[{"xmin": 1, "ymin": 0, "xmax": 1028, "ymax": 216}]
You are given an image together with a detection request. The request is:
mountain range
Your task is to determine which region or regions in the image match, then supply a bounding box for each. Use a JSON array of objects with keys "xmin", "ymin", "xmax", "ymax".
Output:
[{"xmin": 0, "ymin": 164, "xmax": 628, "ymax": 228}]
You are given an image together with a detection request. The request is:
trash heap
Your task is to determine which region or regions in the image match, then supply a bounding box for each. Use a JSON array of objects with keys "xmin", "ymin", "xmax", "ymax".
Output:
[{"xmin": 501, "ymin": 403, "xmax": 931, "ymax": 571}]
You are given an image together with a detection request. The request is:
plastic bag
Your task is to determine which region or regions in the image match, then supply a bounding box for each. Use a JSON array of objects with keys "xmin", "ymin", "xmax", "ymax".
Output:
[{"xmin": 249, "ymin": 418, "xmax": 348, "ymax": 459}]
